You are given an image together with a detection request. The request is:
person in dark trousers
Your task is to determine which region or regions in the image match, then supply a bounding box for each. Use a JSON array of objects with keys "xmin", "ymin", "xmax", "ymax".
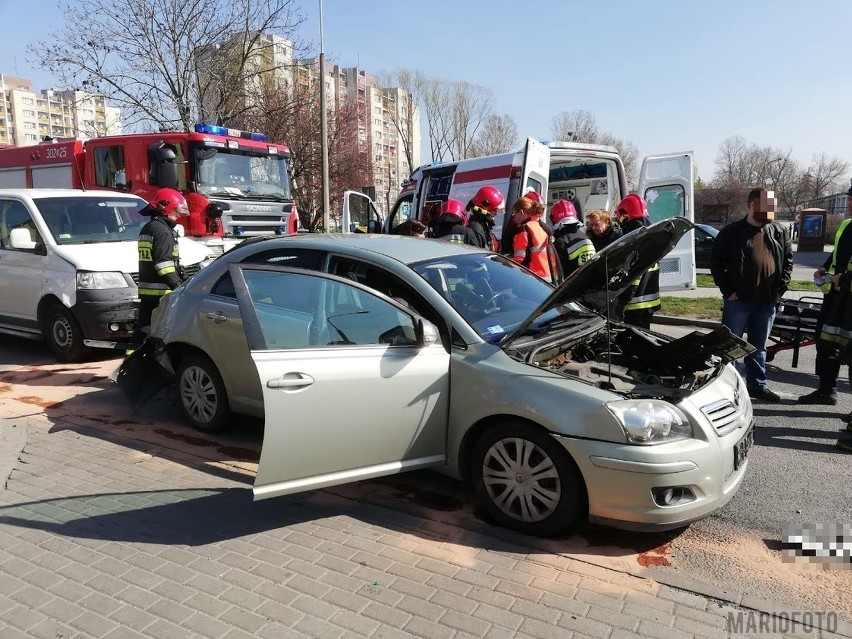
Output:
[
  {"xmin": 711, "ymin": 187, "xmax": 793, "ymax": 402},
  {"xmin": 616, "ymin": 194, "xmax": 661, "ymax": 329},
  {"xmin": 132, "ymin": 188, "xmax": 188, "ymax": 347},
  {"xmin": 465, "ymin": 185, "xmax": 504, "ymax": 249},
  {"xmin": 550, "ymin": 199, "xmax": 595, "ymax": 279},
  {"xmin": 431, "ymin": 198, "xmax": 476, "ymax": 244},
  {"xmin": 798, "ymin": 182, "xmax": 852, "ymax": 406}
]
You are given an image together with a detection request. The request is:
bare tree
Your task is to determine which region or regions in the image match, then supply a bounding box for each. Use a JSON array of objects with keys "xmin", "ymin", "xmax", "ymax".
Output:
[
  {"xmin": 383, "ymin": 68, "xmax": 424, "ymax": 173},
  {"xmin": 231, "ymin": 70, "xmax": 373, "ymax": 231},
  {"xmin": 468, "ymin": 114, "xmax": 519, "ymax": 157},
  {"xmin": 549, "ymin": 110, "xmax": 640, "ymax": 183},
  {"xmin": 550, "ymin": 109, "xmax": 599, "ymax": 142},
  {"xmin": 803, "ymin": 153, "xmax": 849, "ymax": 198},
  {"xmin": 32, "ymin": 0, "xmax": 304, "ymax": 132},
  {"xmin": 418, "ymin": 76, "xmax": 493, "ymax": 162}
]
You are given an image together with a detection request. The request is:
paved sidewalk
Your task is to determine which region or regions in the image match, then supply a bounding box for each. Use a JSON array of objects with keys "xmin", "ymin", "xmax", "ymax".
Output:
[{"xmin": 1, "ymin": 414, "xmax": 847, "ymax": 638}]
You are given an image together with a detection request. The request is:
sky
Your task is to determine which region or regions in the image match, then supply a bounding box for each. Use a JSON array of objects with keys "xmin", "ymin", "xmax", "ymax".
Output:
[{"xmin": 3, "ymin": 0, "xmax": 852, "ymax": 183}]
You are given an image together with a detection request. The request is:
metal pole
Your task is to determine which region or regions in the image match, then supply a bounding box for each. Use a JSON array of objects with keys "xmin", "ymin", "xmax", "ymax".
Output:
[{"xmin": 319, "ymin": 0, "xmax": 331, "ymax": 233}]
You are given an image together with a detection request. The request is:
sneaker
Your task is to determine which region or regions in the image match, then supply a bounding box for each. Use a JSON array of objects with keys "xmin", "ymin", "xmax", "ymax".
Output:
[
  {"xmin": 836, "ymin": 437, "xmax": 852, "ymax": 453},
  {"xmin": 749, "ymin": 387, "xmax": 781, "ymax": 403},
  {"xmin": 797, "ymin": 390, "xmax": 838, "ymax": 405}
]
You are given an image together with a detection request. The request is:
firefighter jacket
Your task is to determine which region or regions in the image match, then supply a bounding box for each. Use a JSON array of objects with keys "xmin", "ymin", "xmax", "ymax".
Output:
[
  {"xmin": 553, "ymin": 224, "xmax": 596, "ymax": 279},
  {"xmin": 620, "ymin": 217, "xmax": 661, "ymax": 315},
  {"xmin": 513, "ymin": 219, "xmax": 553, "ymax": 280},
  {"xmin": 138, "ymin": 215, "xmax": 182, "ymax": 298},
  {"xmin": 466, "ymin": 209, "xmax": 495, "ymax": 249},
  {"xmin": 820, "ymin": 218, "xmax": 852, "ymax": 294},
  {"xmin": 710, "ymin": 217, "xmax": 793, "ymax": 302},
  {"xmin": 432, "ymin": 214, "xmax": 476, "ymax": 245}
]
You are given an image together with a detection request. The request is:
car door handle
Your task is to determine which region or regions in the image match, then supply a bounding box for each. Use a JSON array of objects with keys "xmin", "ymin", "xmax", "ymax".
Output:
[
  {"xmin": 266, "ymin": 373, "xmax": 315, "ymax": 389},
  {"xmin": 205, "ymin": 311, "xmax": 227, "ymax": 324}
]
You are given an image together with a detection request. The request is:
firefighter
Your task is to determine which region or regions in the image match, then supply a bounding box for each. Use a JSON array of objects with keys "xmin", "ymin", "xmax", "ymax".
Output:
[
  {"xmin": 133, "ymin": 188, "xmax": 188, "ymax": 346},
  {"xmin": 550, "ymin": 199, "xmax": 595, "ymax": 279},
  {"xmin": 432, "ymin": 198, "xmax": 475, "ymax": 244},
  {"xmin": 510, "ymin": 195, "xmax": 554, "ymax": 281},
  {"xmin": 616, "ymin": 194, "xmax": 660, "ymax": 328},
  {"xmin": 465, "ymin": 185, "xmax": 504, "ymax": 249}
]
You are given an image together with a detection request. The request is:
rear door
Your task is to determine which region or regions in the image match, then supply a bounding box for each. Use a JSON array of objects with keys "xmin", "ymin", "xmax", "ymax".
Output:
[
  {"xmin": 638, "ymin": 152, "xmax": 695, "ymax": 290},
  {"xmin": 341, "ymin": 190, "xmax": 384, "ymax": 233},
  {"xmin": 235, "ymin": 264, "xmax": 451, "ymax": 500},
  {"xmin": 519, "ymin": 137, "xmax": 551, "ymax": 200}
]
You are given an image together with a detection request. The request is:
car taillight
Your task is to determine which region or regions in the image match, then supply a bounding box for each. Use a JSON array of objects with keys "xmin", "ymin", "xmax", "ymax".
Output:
[{"xmin": 289, "ymin": 204, "xmax": 298, "ymax": 234}]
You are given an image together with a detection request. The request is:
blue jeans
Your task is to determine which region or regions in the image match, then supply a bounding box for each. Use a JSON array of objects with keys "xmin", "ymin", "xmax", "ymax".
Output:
[{"xmin": 722, "ymin": 298, "xmax": 777, "ymax": 391}]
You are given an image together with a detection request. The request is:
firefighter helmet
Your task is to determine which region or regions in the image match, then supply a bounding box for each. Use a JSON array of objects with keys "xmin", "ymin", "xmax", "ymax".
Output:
[
  {"xmin": 151, "ymin": 188, "xmax": 189, "ymax": 217},
  {"xmin": 441, "ymin": 198, "xmax": 465, "ymax": 218},
  {"xmin": 471, "ymin": 186, "xmax": 504, "ymax": 213},
  {"xmin": 524, "ymin": 190, "xmax": 543, "ymax": 203},
  {"xmin": 615, "ymin": 194, "xmax": 648, "ymax": 222},
  {"xmin": 550, "ymin": 199, "xmax": 579, "ymax": 226}
]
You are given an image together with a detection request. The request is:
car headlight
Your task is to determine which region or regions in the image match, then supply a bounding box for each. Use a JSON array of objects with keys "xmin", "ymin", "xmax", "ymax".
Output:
[
  {"xmin": 77, "ymin": 271, "xmax": 129, "ymax": 290},
  {"xmin": 606, "ymin": 399, "xmax": 692, "ymax": 445}
]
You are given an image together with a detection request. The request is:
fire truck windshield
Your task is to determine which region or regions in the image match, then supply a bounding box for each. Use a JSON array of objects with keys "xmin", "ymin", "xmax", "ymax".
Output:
[{"xmin": 193, "ymin": 146, "xmax": 291, "ymax": 202}]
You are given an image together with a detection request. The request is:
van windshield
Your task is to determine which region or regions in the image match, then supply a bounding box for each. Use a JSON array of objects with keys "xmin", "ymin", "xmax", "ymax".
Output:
[
  {"xmin": 193, "ymin": 146, "xmax": 292, "ymax": 201},
  {"xmin": 33, "ymin": 196, "xmax": 149, "ymax": 245}
]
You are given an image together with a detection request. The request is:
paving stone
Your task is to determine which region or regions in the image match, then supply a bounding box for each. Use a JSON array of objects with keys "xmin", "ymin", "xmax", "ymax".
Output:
[
  {"xmin": 362, "ymin": 601, "xmax": 413, "ymax": 628},
  {"xmin": 658, "ymin": 584, "xmax": 710, "ymax": 611},
  {"xmin": 472, "ymin": 602, "xmax": 526, "ymax": 631},
  {"xmin": 636, "ymin": 618, "xmax": 683, "ymax": 639},
  {"xmin": 518, "ymin": 617, "xmax": 569, "ymax": 639},
  {"xmin": 182, "ymin": 611, "xmax": 233, "ymax": 638},
  {"xmin": 556, "ymin": 612, "xmax": 611, "ymax": 638},
  {"xmin": 330, "ymin": 609, "xmax": 382, "ymax": 636}
]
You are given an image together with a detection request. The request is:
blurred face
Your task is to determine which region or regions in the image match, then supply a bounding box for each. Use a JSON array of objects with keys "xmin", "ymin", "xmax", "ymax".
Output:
[
  {"xmin": 749, "ymin": 190, "xmax": 776, "ymax": 224},
  {"xmin": 512, "ymin": 207, "xmax": 529, "ymax": 225},
  {"xmin": 587, "ymin": 217, "xmax": 608, "ymax": 236}
]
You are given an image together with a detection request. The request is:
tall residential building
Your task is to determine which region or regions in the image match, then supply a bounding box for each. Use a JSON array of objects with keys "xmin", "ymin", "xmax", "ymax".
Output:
[{"xmin": 0, "ymin": 74, "xmax": 122, "ymax": 147}]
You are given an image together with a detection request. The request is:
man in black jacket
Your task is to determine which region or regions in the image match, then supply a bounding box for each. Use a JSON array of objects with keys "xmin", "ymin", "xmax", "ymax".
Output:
[
  {"xmin": 132, "ymin": 188, "xmax": 187, "ymax": 346},
  {"xmin": 711, "ymin": 188, "xmax": 793, "ymax": 402}
]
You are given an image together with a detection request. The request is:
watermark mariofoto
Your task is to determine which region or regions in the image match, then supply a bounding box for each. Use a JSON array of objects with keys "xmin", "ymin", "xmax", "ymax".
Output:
[{"xmin": 726, "ymin": 610, "xmax": 838, "ymax": 635}]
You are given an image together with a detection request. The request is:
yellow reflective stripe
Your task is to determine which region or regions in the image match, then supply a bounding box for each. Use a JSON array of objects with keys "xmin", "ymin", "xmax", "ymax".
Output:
[
  {"xmin": 154, "ymin": 260, "xmax": 174, "ymax": 270},
  {"xmin": 138, "ymin": 288, "xmax": 170, "ymax": 296},
  {"xmin": 138, "ymin": 240, "xmax": 153, "ymax": 248},
  {"xmin": 156, "ymin": 266, "xmax": 177, "ymax": 276},
  {"xmin": 567, "ymin": 245, "xmax": 594, "ymax": 261},
  {"xmin": 625, "ymin": 298, "xmax": 662, "ymax": 311}
]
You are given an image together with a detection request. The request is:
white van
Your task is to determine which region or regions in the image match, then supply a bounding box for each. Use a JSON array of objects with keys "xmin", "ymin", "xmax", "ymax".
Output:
[
  {"xmin": 343, "ymin": 139, "xmax": 696, "ymax": 290},
  {"xmin": 0, "ymin": 189, "xmax": 212, "ymax": 361}
]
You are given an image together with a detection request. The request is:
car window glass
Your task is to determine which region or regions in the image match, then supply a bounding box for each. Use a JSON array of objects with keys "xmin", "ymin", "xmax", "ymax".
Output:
[
  {"xmin": 211, "ymin": 273, "xmax": 237, "ymax": 299},
  {"xmin": 645, "ymin": 185, "xmax": 685, "ymax": 224},
  {"xmin": 242, "ymin": 269, "xmax": 417, "ymax": 349},
  {"xmin": 0, "ymin": 200, "xmax": 40, "ymax": 249}
]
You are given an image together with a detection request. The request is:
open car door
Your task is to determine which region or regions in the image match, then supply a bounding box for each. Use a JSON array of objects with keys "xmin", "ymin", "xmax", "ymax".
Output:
[
  {"xmin": 638, "ymin": 152, "xmax": 695, "ymax": 291},
  {"xmin": 228, "ymin": 264, "xmax": 450, "ymax": 500},
  {"xmin": 341, "ymin": 190, "xmax": 384, "ymax": 233},
  {"xmin": 519, "ymin": 137, "xmax": 551, "ymax": 199}
]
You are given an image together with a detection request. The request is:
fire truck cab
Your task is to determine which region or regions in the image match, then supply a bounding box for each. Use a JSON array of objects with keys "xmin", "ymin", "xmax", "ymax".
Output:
[
  {"xmin": 342, "ymin": 138, "xmax": 696, "ymax": 291},
  {"xmin": 0, "ymin": 124, "xmax": 299, "ymax": 255}
]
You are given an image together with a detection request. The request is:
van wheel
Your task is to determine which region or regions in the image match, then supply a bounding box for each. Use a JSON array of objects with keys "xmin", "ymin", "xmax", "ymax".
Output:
[
  {"xmin": 43, "ymin": 304, "xmax": 90, "ymax": 362},
  {"xmin": 176, "ymin": 354, "xmax": 231, "ymax": 432},
  {"xmin": 472, "ymin": 421, "xmax": 585, "ymax": 536}
]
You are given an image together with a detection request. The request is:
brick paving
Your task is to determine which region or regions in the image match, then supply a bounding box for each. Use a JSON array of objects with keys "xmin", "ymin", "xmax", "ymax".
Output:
[{"xmin": 0, "ymin": 415, "xmax": 847, "ymax": 638}]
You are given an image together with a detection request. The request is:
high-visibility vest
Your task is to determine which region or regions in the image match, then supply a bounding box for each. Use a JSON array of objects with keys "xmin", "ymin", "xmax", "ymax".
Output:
[
  {"xmin": 513, "ymin": 221, "xmax": 552, "ymax": 280},
  {"xmin": 821, "ymin": 218, "xmax": 852, "ymax": 293}
]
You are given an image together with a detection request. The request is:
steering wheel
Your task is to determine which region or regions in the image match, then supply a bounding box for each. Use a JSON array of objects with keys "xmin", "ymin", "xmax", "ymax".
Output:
[{"xmin": 483, "ymin": 292, "xmax": 506, "ymax": 313}]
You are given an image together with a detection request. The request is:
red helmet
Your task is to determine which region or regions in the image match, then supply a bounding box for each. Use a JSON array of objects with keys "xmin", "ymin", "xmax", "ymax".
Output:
[
  {"xmin": 441, "ymin": 198, "xmax": 465, "ymax": 219},
  {"xmin": 524, "ymin": 190, "xmax": 543, "ymax": 203},
  {"xmin": 151, "ymin": 188, "xmax": 188, "ymax": 217},
  {"xmin": 550, "ymin": 200, "xmax": 579, "ymax": 226},
  {"xmin": 471, "ymin": 186, "xmax": 504, "ymax": 213},
  {"xmin": 615, "ymin": 194, "xmax": 648, "ymax": 222}
]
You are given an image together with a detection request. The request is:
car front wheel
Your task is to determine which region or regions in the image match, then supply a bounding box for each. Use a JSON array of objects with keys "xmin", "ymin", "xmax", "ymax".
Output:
[
  {"xmin": 42, "ymin": 303, "xmax": 90, "ymax": 362},
  {"xmin": 472, "ymin": 422, "xmax": 585, "ymax": 536},
  {"xmin": 176, "ymin": 354, "xmax": 232, "ymax": 432}
]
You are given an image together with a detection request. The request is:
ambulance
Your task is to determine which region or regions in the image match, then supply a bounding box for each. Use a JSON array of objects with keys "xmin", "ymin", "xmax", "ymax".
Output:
[{"xmin": 342, "ymin": 138, "xmax": 696, "ymax": 290}]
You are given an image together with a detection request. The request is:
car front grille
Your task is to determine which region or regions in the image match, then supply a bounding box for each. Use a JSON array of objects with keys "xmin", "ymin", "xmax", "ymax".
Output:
[{"xmin": 700, "ymin": 379, "xmax": 747, "ymax": 436}]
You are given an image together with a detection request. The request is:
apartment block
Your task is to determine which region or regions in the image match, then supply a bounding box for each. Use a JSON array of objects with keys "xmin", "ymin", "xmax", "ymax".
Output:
[{"xmin": 0, "ymin": 74, "xmax": 122, "ymax": 147}]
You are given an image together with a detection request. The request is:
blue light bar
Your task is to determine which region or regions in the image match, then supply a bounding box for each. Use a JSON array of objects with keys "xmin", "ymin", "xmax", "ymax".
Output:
[
  {"xmin": 234, "ymin": 225, "xmax": 245, "ymax": 236},
  {"xmin": 194, "ymin": 123, "xmax": 268, "ymax": 142}
]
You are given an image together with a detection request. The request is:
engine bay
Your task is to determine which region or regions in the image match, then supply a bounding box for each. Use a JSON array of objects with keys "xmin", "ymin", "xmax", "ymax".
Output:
[{"xmin": 528, "ymin": 325, "xmax": 754, "ymax": 399}]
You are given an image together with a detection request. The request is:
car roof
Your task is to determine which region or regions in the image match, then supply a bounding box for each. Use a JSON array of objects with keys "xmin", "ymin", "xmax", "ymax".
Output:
[
  {"xmin": 0, "ymin": 188, "xmax": 145, "ymax": 200},
  {"xmin": 233, "ymin": 233, "xmax": 485, "ymax": 264}
]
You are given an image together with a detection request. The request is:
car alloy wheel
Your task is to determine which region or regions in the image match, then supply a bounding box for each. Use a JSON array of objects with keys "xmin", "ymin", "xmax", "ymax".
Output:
[
  {"xmin": 177, "ymin": 354, "xmax": 231, "ymax": 432},
  {"xmin": 473, "ymin": 422, "xmax": 584, "ymax": 536}
]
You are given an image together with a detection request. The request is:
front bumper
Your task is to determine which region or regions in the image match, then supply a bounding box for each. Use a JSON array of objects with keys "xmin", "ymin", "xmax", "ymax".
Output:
[{"xmin": 72, "ymin": 288, "xmax": 138, "ymax": 348}]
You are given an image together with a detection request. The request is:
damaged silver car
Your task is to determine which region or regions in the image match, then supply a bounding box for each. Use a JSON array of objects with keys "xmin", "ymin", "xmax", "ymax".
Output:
[{"xmin": 125, "ymin": 217, "xmax": 755, "ymax": 534}]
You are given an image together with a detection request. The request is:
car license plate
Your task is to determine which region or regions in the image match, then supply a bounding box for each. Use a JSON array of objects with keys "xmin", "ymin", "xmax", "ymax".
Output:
[{"xmin": 733, "ymin": 424, "xmax": 754, "ymax": 470}]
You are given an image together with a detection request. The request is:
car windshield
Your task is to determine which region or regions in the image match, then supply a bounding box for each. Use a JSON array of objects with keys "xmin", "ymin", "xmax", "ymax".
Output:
[
  {"xmin": 411, "ymin": 252, "xmax": 584, "ymax": 342},
  {"xmin": 194, "ymin": 146, "xmax": 292, "ymax": 201},
  {"xmin": 33, "ymin": 196, "xmax": 149, "ymax": 245}
]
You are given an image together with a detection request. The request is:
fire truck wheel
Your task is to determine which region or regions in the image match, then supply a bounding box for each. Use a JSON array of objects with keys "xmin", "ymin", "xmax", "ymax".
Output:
[
  {"xmin": 42, "ymin": 304, "xmax": 90, "ymax": 362},
  {"xmin": 176, "ymin": 353, "xmax": 232, "ymax": 432}
]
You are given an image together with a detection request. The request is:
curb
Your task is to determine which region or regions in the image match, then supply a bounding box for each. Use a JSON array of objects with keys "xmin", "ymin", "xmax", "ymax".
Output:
[{"xmin": 654, "ymin": 314, "xmax": 722, "ymax": 330}]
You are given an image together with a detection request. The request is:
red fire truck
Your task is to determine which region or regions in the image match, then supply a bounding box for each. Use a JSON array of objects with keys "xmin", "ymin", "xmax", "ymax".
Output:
[{"xmin": 0, "ymin": 124, "xmax": 298, "ymax": 254}]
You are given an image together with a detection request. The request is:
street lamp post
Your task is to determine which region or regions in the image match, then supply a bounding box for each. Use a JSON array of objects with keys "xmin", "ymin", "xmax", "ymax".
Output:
[{"xmin": 319, "ymin": 0, "xmax": 330, "ymax": 233}]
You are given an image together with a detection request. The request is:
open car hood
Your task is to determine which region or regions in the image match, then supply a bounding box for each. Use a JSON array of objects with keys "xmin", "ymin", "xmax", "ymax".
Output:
[{"xmin": 503, "ymin": 217, "xmax": 693, "ymax": 348}]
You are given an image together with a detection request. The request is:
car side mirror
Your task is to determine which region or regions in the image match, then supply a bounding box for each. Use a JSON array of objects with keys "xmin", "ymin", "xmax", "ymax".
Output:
[
  {"xmin": 415, "ymin": 317, "xmax": 439, "ymax": 348},
  {"xmin": 9, "ymin": 227, "xmax": 37, "ymax": 250}
]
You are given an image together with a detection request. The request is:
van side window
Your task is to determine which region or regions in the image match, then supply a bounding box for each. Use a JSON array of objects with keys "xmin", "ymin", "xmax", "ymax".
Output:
[
  {"xmin": 93, "ymin": 146, "xmax": 127, "ymax": 189},
  {"xmin": 0, "ymin": 200, "xmax": 39, "ymax": 249}
]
